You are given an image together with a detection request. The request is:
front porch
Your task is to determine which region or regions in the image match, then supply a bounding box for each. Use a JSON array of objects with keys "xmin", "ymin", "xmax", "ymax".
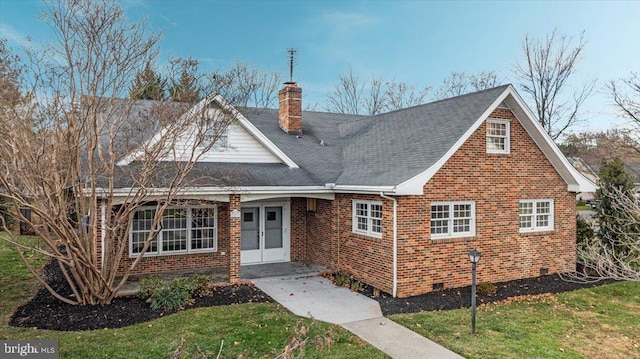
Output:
[{"xmin": 116, "ymin": 261, "xmax": 328, "ymax": 297}]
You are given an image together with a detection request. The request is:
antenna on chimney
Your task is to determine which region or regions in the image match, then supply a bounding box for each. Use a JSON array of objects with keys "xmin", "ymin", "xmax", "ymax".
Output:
[{"xmin": 287, "ymin": 48, "xmax": 297, "ymax": 83}]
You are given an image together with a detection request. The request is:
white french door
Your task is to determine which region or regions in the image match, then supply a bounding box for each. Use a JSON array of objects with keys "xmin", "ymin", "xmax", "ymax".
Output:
[{"xmin": 240, "ymin": 202, "xmax": 290, "ymax": 265}]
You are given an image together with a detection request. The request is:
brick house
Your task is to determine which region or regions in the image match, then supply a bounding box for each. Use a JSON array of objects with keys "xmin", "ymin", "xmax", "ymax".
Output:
[{"xmin": 101, "ymin": 83, "xmax": 595, "ymax": 298}]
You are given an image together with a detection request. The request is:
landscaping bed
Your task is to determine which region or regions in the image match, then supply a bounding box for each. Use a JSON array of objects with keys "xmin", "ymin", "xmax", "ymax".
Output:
[
  {"xmin": 9, "ymin": 259, "xmax": 272, "ymax": 331},
  {"xmin": 322, "ymin": 272, "xmax": 618, "ymax": 315}
]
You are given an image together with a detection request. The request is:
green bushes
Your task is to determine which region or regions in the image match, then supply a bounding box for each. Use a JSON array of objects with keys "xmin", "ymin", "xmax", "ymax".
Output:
[
  {"xmin": 136, "ymin": 274, "xmax": 211, "ymax": 311},
  {"xmin": 477, "ymin": 282, "xmax": 497, "ymax": 295}
]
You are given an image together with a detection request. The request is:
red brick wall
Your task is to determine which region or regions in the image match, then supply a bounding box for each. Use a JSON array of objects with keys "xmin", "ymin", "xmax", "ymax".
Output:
[
  {"xmin": 394, "ymin": 108, "xmax": 575, "ymax": 297},
  {"xmin": 305, "ymin": 199, "xmax": 337, "ymax": 267},
  {"xmin": 290, "ymin": 198, "xmax": 307, "ymax": 261}
]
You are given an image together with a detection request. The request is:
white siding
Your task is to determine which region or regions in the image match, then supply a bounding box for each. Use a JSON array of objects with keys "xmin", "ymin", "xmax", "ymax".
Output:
[{"xmin": 160, "ymin": 119, "xmax": 282, "ymax": 164}]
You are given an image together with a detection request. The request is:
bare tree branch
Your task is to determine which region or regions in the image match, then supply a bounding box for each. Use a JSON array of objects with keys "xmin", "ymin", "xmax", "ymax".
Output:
[{"xmin": 513, "ymin": 29, "xmax": 595, "ymax": 141}]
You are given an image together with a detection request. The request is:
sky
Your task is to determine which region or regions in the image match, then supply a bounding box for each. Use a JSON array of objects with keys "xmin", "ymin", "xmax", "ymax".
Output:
[{"xmin": 1, "ymin": 0, "xmax": 639, "ymax": 136}]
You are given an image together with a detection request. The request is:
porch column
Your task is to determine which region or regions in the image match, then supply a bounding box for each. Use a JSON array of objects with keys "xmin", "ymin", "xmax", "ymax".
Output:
[{"xmin": 229, "ymin": 194, "xmax": 241, "ymax": 283}]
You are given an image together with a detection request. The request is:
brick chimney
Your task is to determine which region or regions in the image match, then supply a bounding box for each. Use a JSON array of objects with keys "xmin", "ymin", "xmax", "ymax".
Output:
[{"xmin": 278, "ymin": 82, "xmax": 302, "ymax": 134}]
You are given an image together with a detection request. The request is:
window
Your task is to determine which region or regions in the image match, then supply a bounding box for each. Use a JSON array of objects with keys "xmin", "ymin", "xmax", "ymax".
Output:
[
  {"xmin": 130, "ymin": 206, "xmax": 217, "ymax": 256},
  {"xmin": 486, "ymin": 119, "xmax": 510, "ymax": 154},
  {"xmin": 352, "ymin": 200, "xmax": 383, "ymax": 237},
  {"xmin": 430, "ymin": 201, "xmax": 476, "ymax": 239},
  {"xmin": 519, "ymin": 199, "xmax": 554, "ymax": 232},
  {"xmin": 203, "ymin": 128, "xmax": 229, "ymax": 150}
]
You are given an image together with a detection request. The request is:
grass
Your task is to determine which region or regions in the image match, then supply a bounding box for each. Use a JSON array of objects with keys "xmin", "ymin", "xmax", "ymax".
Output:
[
  {"xmin": 0, "ymin": 233, "xmax": 387, "ymax": 358},
  {"xmin": 576, "ymin": 205, "xmax": 591, "ymax": 211},
  {"xmin": 391, "ymin": 282, "xmax": 640, "ymax": 359}
]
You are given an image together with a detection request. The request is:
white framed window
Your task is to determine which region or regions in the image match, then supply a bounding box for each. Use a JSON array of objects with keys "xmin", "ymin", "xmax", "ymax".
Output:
[
  {"xmin": 130, "ymin": 206, "xmax": 217, "ymax": 257},
  {"xmin": 430, "ymin": 201, "xmax": 476, "ymax": 239},
  {"xmin": 486, "ymin": 119, "xmax": 510, "ymax": 154},
  {"xmin": 203, "ymin": 128, "xmax": 229, "ymax": 150},
  {"xmin": 519, "ymin": 199, "xmax": 554, "ymax": 232},
  {"xmin": 352, "ymin": 200, "xmax": 383, "ymax": 238}
]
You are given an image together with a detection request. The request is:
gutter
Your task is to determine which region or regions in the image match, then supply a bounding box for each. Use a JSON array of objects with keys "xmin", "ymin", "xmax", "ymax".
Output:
[{"xmin": 380, "ymin": 192, "xmax": 398, "ymax": 298}]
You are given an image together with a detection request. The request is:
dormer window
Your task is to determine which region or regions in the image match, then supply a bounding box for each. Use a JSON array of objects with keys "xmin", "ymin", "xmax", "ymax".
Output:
[
  {"xmin": 203, "ymin": 128, "xmax": 229, "ymax": 150},
  {"xmin": 486, "ymin": 119, "xmax": 510, "ymax": 154}
]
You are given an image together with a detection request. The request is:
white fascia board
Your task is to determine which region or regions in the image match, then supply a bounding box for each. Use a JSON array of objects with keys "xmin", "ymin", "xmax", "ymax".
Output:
[
  {"xmin": 213, "ymin": 95, "xmax": 299, "ymax": 169},
  {"xmin": 503, "ymin": 86, "xmax": 598, "ymax": 193},
  {"xmin": 241, "ymin": 192, "xmax": 335, "ymax": 202},
  {"xmin": 394, "ymin": 88, "xmax": 512, "ymax": 195},
  {"xmin": 331, "ymin": 185, "xmax": 397, "ymax": 194}
]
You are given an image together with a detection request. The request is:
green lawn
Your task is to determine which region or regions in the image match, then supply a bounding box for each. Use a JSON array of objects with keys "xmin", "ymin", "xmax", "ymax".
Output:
[
  {"xmin": 576, "ymin": 205, "xmax": 591, "ymax": 211},
  {"xmin": 0, "ymin": 233, "xmax": 387, "ymax": 358},
  {"xmin": 391, "ymin": 282, "xmax": 640, "ymax": 359}
]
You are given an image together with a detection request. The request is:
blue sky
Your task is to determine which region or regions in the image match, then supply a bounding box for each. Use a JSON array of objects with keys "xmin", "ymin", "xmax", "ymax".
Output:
[{"xmin": 1, "ymin": 0, "xmax": 639, "ymax": 134}]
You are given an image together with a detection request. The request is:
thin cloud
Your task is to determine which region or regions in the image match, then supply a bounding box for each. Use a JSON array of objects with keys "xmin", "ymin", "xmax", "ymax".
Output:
[{"xmin": 0, "ymin": 23, "xmax": 26, "ymax": 44}]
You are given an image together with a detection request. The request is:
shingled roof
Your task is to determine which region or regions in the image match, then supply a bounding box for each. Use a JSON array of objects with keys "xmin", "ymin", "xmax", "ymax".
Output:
[{"xmin": 110, "ymin": 84, "xmax": 595, "ymax": 194}]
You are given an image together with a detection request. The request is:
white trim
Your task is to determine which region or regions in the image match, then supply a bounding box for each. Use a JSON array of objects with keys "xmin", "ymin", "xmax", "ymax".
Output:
[
  {"xmin": 430, "ymin": 201, "xmax": 476, "ymax": 239},
  {"xmin": 128, "ymin": 205, "xmax": 218, "ymax": 258},
  {"xmin": 352, "ymin": 199, "xmax": 383, "ymax": 238},
  {"xmin": 486, "ymin": 119, "xmax": 510, "ymax": 154},
  {"xmin": 518, "ymin": 199, "xmax": 554, "ymax": 232}
]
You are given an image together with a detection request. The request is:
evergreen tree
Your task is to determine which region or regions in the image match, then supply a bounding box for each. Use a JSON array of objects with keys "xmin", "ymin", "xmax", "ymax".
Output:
[
  {"xmin": 129, "ymin": 60, "xmax": 166, "ymax": 100},
  {"xmin": 168, "ymin": 57, "xmax": 201, "ymax": 103},
  {"xmin": 596, "ymin": 158, "xmax": 635, "ymax": 249}
]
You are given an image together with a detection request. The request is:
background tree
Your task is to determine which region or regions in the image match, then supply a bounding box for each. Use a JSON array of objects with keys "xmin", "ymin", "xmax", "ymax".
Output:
[
  {"xmin": 596, "ymin": 158, "xmax": 636, "ymax": 248},
  {"xmin": 609, "ymin": 72, "xmax": 640, "ymax": 152},
  {"xmin": 325, "ymin": 67, "xmax": 430, "ymax": 115},
  {"xmin": 168, "ymin": 56, "xmax": 201, "ymax": 103},
  {"xmin": 129, "ymin": 59, "xmax": 166, "ymax": 100},
  {"xmin": 513, "ymin": 29, "xmax": 595, "ymax": 141},
  {"xmin": 207, "ymin": 61, "xmax": 282, "ymax": 108},
  {"xmin": 0, "ymin": 0, "xmax": 234, "ymax": 305},
  {"xmin": 434, "ymin": 70, "xmax": 499, "ymax": 99}
]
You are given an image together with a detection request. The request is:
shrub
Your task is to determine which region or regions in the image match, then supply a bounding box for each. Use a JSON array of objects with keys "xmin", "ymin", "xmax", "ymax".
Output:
[
  {"xmin": 150, "ymin": 284, "xmax": 190, "ymax": 311},
  {"xmin": 137, "ymin": 276, "xmax": 165, "ymax": 299},
  {"xmin": 477, "ymin": 282, "xmax": 497, "ymax": 295}
]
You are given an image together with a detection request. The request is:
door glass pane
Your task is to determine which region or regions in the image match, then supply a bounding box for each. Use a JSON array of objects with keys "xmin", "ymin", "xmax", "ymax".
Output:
[
  {"xmin": 241, "ymin": 207, "xmax": 260, "ymax": 250},
  {"xmin": 265, "ymin": 206, "xmax": 283, "ymax": 249}
]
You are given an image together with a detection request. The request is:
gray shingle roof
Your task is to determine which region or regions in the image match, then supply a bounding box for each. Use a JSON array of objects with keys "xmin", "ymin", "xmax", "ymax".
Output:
[
  {"xmin": 336, "ymin": 85, "xmax": 510, "ymax": 185},
  {"xmin": 113, "ymin": 85, "xmax": 510, "ymax": 189}
]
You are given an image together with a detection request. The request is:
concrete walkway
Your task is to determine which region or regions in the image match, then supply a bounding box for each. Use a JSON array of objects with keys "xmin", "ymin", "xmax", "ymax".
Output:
[{"xmin": 252, "ymin": 273, "xmax": 463, "ymax": 359}]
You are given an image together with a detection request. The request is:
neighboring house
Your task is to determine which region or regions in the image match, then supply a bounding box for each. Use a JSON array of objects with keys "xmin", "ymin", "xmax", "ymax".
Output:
[
  {"xmin": 567, "ymin": 157, "xmax": 599, "ymax": 202},
  {"xmin": 97, "ymin": 83, "xmax": 596, "ymax": 298}
]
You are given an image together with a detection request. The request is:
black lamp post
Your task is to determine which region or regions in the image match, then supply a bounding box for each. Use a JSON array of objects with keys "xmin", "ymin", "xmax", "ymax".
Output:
[{"xmin": 468, "ymin": 248, "xmax": 482, "ymax": 334}]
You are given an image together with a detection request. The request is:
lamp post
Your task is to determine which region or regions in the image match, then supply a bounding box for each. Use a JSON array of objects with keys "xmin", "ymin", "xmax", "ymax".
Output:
[{"xmin": 468, "ymin": 248, "xmax": 482, "ymax": 334}]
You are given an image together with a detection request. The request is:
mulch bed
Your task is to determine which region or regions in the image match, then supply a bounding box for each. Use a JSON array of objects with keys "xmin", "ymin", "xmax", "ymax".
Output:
[
  {"xmin": 10, "ymin": 258, "xmax": 617, "ymax": 331},
  {"xmin": 361, "ymin": 274, "xmax": 618, "ymax": 315},
  {"xmin": 9, "ymin": 259, "xmax": 272, "ymax": 331}
]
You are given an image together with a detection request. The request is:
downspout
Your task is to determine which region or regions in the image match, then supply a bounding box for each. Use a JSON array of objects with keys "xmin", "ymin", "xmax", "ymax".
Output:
[
  {"xmin": 100, "ymin": 200, "xmax": 106, "ymax": 270},
  {"xmin": 380, "ymin": 192, "xmax": 398, "ymax": 297}
]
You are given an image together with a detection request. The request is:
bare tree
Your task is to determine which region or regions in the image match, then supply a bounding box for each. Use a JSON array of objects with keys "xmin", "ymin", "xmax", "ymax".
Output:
[
  {"xmin": 384, "ymin": 80, "xmax": 430, "ymax": 112},
  {"xmin": 513, "ymin": 30, "xmax": 596, "ymax": 141},
  {"xmin": 207, "ymin": 61, "xmax": 282, "ymax": 108},
  {"xmin": 571, "ymin": 185, "xmax": 640, "ymax": 282},
  {"xmin": 0, "ymin": 0, "xmax": 235, "ymax": 305},
  {"xmin": 325, "ymin": 67, "xmax": 430, "ymax": 115},
  {"xmin": 609, "ymin": 72, "xmax": 640, "ymax": 123},
  {"xmin": 325, "ymin": 67, "xmax": 365, "ymax": 115},
  {"xmin": 434, "ymin": 71, "xmax": 499, "ymax": 100}
]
